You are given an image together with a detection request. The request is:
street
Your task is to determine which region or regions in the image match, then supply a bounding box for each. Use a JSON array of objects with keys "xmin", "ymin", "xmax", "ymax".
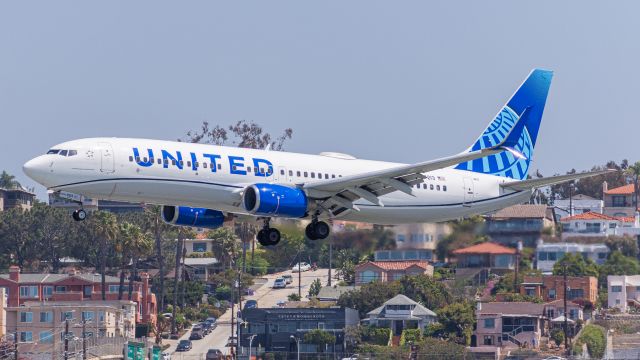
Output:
[{"xmin": 166, "ymin": 268, "xmax": 330, "ymax": 358}]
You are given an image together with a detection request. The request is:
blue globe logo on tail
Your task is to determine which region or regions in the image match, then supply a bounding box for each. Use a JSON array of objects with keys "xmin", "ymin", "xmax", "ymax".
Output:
[{"xmin": 455, "ymin": 69, "xmax": 553, "ymax": 181}]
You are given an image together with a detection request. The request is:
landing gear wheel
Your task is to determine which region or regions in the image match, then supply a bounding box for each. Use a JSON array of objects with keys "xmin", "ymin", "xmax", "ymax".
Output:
[
  {"xmin": 266, "ymin": 228, "xmax": 281, "ymax": 245},
  {"xmin": 256, "ymin": 229, "xmax": 269, "ymax": 246},
  {"xmin": 305, "ymin": 221, "xmax": 330, "ymax": 240},
  {"xmin": 72, "ymin": 209, "xmax": 87, "ymax": 222}
]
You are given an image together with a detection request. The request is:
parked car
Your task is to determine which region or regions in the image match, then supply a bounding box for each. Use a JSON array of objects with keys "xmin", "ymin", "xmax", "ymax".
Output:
[
  {"xmin": 282, "ymin": 274, "xmax": 293, "ymax": 284},
  {"xmin": 206, "ymin": 349, "xmax": 224, "ymax": 360},
  {"xmin": 205, "ymin": 317, "xmax": 217, "ymax": 330},
  {"xmin": 244, "ymin": 299, "xmax": 258, "ymax": 310},
  {"xmin": 291, "ymin": 262, "xmax": 311, "ymax": 272},
  {"xmin": 200, "ymin": 322, "xmax": 212, "ymax": 334},
  {"xmin": 273, "ymin": 278, "xmax": 287, "ymax": 289},
  {"xmin": 176, "ymin": 340, "xmax": 192, "ymax": 352},
  {"xmin": 189, "ymin": 325, "xmax": 204, "ymax": 340}
]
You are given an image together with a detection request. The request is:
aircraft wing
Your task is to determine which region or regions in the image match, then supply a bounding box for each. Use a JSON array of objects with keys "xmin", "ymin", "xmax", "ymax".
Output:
[
  {"xmin": 500, "ymin": 169, "xmax": 617, "ymax": 191},
  {"xmin": 302, "ymin": 112, "xmax": 528, "ymax": 212}
]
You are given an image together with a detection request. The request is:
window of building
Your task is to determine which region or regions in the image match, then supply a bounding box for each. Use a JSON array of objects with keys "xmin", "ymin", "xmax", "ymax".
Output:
[
  {"xmin": 20, "ymin": 312, "xmax": 33, "ymax": 323},
  {"xmin": 82, "ymin": 311, "xmax": 94, "ymax": 321},
  {"xmin": 483, "ymin": 335, "xmax": 493, "ymax": 345},
  {"xmin": 192, "ymin": 242, "xmax": 207, "ymax": 252},
  {"xmin": 396, "ymin": 234, "xmax": 405, "ymax": 243},
  {"xmin": 598, "ymin": 252, "xmax": 607, "ymax": 260},
  {"xmin": 19, "ymin": 286, "xmax": 38, "ymax": 298},
  {"xmin": 612, "ymin": 196, "xmax": 627, "ymax": 207},
  {"xmin": 548, "ymin": 289, "xmax": 556, "ymax": 299},
  {"xmin": 61, "ymin": 312, "xmax": 73, "ymax": 321},
  {"xmin": 40, "ymin": 311, "xmax": 53, "ymax": 323},
  {"xmin": 39, "ymin": 331, "xmax": 53, "ymax": 343},
  {"xmin": 546, "ymin": 309, "xmax": 555, "ymax": 318},
  {"xmin": 548, "ymin": 252, "xmax": 557, "ymax": 261},
  {"xmin": 360, "ymin": 270, "xmax": 379, "ymax": 283},
  {"xmin": 612, "ymin": 286, "xmax": 622, "ymax": 293},
  {"xmin": 568, "ymin": 289, "xmax": 584, "ymax": 300},
  {"xmin": 129, "ymin": 156, "xmax": 134, "ymax": 162},
  {"xmin": 43, "ymin": 286, "xmax": 53, "ymax": 297},
  {"xmin": 55, "ymin": 286, "xmax": 67, "ymax": 293},
  {"xmin": 484, "ymin": 318, "xmax": 495, "ymax": 328},
  {"xmin": 19, "ymin": 332, "xmax": 33, "ymax": 343},
  {"xmin": 98, "ymin": 311, "xmax": 106, "ymax": 322}
]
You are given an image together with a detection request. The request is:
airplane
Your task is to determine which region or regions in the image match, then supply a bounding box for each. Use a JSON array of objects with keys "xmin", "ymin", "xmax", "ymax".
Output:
[{"xmin": 23, "ymin": 69, "xmax": 612, "ymax": 246}]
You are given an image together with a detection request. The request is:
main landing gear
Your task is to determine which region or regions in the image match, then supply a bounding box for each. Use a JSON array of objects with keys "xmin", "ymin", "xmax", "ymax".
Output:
[
  {"xmin": 256, "ymin": 218, "xmax": 281, "ymax": 246},
  {"xmin": 305, "ymin": 219, "xmax": 330, "ymax": 241},
  {"xmin": 72, "ymin": 208, "xmax": 87, "ymax": 222}
]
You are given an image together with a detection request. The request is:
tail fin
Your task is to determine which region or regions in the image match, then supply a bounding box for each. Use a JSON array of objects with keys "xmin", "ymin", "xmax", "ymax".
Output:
[{"xmin": 455, "ymin": 69, "xmax": 553, "ymax": 180}]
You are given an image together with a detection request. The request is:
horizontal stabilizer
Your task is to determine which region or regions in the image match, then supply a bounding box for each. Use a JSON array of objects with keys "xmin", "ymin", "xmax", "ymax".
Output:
[{"xmin": 500, "ymin": 169, "xmax": 617, "ymax": 191}]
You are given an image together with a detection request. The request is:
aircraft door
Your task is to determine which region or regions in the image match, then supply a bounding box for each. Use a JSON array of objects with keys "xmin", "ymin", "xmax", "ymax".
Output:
[
  {"xmin": 463, "ymin": 178, "xmax": 474, "ymax": 206},
  {"xmin": 99, "ymin": 142, "xmax": 115, "ymax": 173}
]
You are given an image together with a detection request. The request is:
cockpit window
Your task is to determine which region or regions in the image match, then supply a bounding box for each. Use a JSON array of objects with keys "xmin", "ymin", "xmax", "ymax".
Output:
[
  {"xmin": 47, "ymin": 149, "xmax": 60, "ymax": 154},
  {"xmin": 68, "ymin": 150, "xmax": 77, "ymax": 156},
  {"xmin": 59, "ymin": 150, "xmax": 68, "ymax": 156}
]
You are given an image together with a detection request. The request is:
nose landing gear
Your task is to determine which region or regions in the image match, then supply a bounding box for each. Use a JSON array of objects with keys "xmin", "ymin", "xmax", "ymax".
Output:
[{"xmin": 256, "ymin": 218, "xmax": 281, "ymax": 246}]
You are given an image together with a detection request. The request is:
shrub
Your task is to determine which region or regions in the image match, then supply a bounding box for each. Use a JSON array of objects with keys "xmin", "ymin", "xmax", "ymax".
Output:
[
  {"xmin": 551, "ymin": 328, "xmax": 565, "ymax": 347},
  {"xmin": 357, "ymin": 344, "xmax": 405, "ymax": 359},
  {"xmin": 400, "ymin": 328, "xmax": 422, "ymax": 345},
  {"xmin": 361, "ymin": 326, "xmax": 392, "ymax": 346},
  {"xmin": 215, "ymin": 285, "xmax": 231, "ymax": 301},
  {"xmin": 573, "ymin": 324, "xmax": 606, "ymax": 359},
  {"xmin": 303, "ymin": 329, "xmax": 336, "ymax": 353},
  {"xmin": 417, "ymin": 338, "xmax": 467, "ymax": 359},
  {"xmin": 287, "ymin": 293, "xmax": 301, "ymax": 301}
]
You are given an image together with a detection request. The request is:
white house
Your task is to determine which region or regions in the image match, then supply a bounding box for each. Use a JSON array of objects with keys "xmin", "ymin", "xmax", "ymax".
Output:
[
  {"xmin": 365, "ymin": 294, "xmax": 437, "ymax": 335},
  {"xmin": 560, "ymin": 212, "xmax": 640, "ymax": 240},
  {"xmin": 608, "ymin": 275, "xmax": 640, "ymax": 312},
  {"xmin": 535, "ymin": 241, "xmax": 609, "ymax": 273},
  {"xmin": 554, "ymin": 194, "xmax": 604, "ymax": 219}
]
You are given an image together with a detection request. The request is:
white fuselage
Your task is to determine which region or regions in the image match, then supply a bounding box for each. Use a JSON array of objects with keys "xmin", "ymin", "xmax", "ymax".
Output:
[{"xmin": 24, "ymin": 138, "xmax": 530, "ymax": 224}]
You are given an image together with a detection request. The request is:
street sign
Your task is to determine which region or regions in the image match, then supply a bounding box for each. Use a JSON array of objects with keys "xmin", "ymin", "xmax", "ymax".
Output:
[{"xmin": 126, "ymin": 342, "xmax": 146, "ymax": 360}]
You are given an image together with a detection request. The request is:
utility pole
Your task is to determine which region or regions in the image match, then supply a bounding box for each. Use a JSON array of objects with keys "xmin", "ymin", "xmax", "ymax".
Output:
[
  {"xmin": 563, "ymin": 262, "xmax": 569, "ymax": 355},
  {"xmin": 64, "ymin": 319, "xmax": 70, "ymax": 360},
  {"xmin": 171, "ymin": 231, "xmax": 184, "ymax": 335},
  {"xmin": 328, "ymin": 221, "xmax": 333, "ymax": 286},
  {"xmin": 241, "ymin": 222, "xmax": 248, "ymax": 274},
  {"xmin": 82, "ymin": 320, "xmax": 87, "ymax": 360},
  {"xmin": 298, "ymin": 242, "xmax": 302, "ymax": 299}
]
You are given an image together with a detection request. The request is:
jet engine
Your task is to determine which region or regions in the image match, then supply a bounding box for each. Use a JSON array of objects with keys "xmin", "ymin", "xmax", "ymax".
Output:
[
  {"xmin": 242, "ymin": 183, "xmax": 308, "ymax": 218},
  {"xmin": 161, "ymin": 206, "xmax": 225, "ymax": 229}
]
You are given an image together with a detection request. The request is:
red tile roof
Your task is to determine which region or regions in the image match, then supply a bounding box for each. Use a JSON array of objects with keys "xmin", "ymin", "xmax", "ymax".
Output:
[
  {"xmin": 452, "ymin": 242, "xmax": 516, "ymax": 255},
  {"xmin": 605, "ymin": 184, "xmax": 635, "ymax": 195},
  {"xmin": 561, "ymin": 212, "xmax": 618, "ymax": 222},
  {"xmin": 358, "ymin": 261, "xmax": 430, "ymax": 271}
]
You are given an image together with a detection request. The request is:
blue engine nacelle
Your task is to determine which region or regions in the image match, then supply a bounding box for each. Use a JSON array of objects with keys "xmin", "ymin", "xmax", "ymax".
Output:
[
  {"xmin": 161, "ymin": 206, "xmax": 225, "ymax": 229},
  {"xmin": 242, "ymin": 183, "xmax": 308, "ymax": 218}
]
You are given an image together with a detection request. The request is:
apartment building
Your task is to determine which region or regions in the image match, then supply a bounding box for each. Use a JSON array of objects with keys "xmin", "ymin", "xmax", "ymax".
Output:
[
  {"xmin": 6, "ymin": 301, "xmax": 135, "ymax": 356},
  {"xmin": 608, "ymin": 275, "xmax": 640, "ymax": 312},
  {"xmin": 603, "ymin": 183, "xmax": 638, "ymax": 217},
  {"xmin": 0, "ymin": 266, "xmax": 156, "ymax": 326},
  {"xmin": 535, "ymin": 241, "xmax": 609, "ymax": 273},
  {"xmin": 485, "ymin": 205, "xmax": 555, "ymax": 247},
  {"xmin": 0, "ymin": 187, "xmax": 35, "ymax": 211},
  {"xmin": 520, "ymin": 275, "xmax": 598, "ymax": 304}
]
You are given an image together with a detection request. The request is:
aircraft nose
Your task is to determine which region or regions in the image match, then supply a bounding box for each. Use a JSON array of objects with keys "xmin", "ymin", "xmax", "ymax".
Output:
[{"xmin": 23, "ymin": 156, "xmax": 50, "ymax": 185}]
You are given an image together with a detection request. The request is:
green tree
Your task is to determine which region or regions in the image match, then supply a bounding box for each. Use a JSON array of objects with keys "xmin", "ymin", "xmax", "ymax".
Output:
[
  {"xmin": 30, "ymin": 203, "xmax": 81, "ymax": 272},
  {"xmin": 338, "ymin": 281, "xmax": 402, "ymax": 318},
  {"xmin": 0, "ymin": 208, "xmax": 36, "ymax": 269},
  {"xmin": 0, "ymin": 170, "xmax": 20, "ymax": 189},
  {"xmin": 625, "ymin": 161, "xmax": 640, "ymax": 210},
  {"xmin": 551, "ymin": 328, "xmax": 565, "ymax": 347},
  {"xmin": 287, "ymin": 293, "xmax": 301, "ymax": 301},
  {"xmin": 600, "ymin": 251, "xmax": 640, "ymax": 285},
  {"xmin": 303, "ymin": 329, "xmax": 336, "ymax": 353},
  {"xmin": 552, "ymin": 253, "xmax": 599, "ymax": 277},
  {"xmin": 88, "ymin": 211, "xmax": 119, "ymax": 300},
  {"xmin": 605, "ymin": 236, "xmax": 639, "ymax": 258},
  {"xmin": 309, "ymin": 278, "xmax": 322, "ymax": 298},
  {"xmin": 436, "ymin": 301, "xmax": 475, "ymax": 345},
  {"xmin": 208, "ymin": 227, "xmax": 239, "ymax": 269},
  {"xmin": 399, "ymin": 275, "xmax": 452, "ymax": 310}
]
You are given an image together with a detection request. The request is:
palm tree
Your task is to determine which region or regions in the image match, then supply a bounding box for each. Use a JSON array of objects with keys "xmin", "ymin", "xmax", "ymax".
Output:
[
  {"xmin": 127, "ymin": 226, "xmax": 152, "ymax": 301},
  {"xmin": 138, "ymin": 205, "xmax": 172, "ymax": 312},
  {"xmin": 115, "ymin": 222, "xmax": 135, "ymax": 300},
  {"xmin": 0, "ymin": 171, "xmax": 20, "ymax": 189},
  {"xmin": 626, "ymin": 161, "xmax": 640, "ymax": 212},
  {"xmin": 90, "ymin": 211, "xmax": 118, "ymax": 300}
]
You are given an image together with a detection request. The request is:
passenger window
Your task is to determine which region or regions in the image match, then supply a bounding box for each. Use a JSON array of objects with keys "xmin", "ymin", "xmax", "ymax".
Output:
[
  {"xmin": 289, "ymin": 170, "xmax": 293, "ymax": 176},
  {"xmin": 187, "ymin": 161, "xmax": 191, "ymax": 167},
  {"xmin": 143, "ymin": 157, "xmax": 148, "ymax": 162},
  {"xmin": 194, "ymin": 162, "xmax": 199, "ymax": 167},
  {"xmin": 171, "ymin": 160, "xmax": 176, "ymax": 165},
  {"xmin": 203, "ymin": 163, "xmax": 208, "ymax": 169},
  {"xmin": 311, "ymin": 172, "xmax": 315, "ymax": 178},
  {"xmin": 135, "ymin": 156, "xmax": 141, "ymax": 162},
  {"xmin": 339, "ymin": 175, "xmax": 342, "ymax": 177},
  {"xmin": 280, "ymin": 169, "xmax": 285, "ymax": 175},
  {"xmin": 157, "ymin": 159, "xmax": 162, "ymax": 164},
  {"xmin": 422, "ymin": 184, "xmax": 427, "ymax": 189},
  {"xmin": 297, "ymin": 171, "xmax": 301, "ymax": 177},
  {"xmin": 164, "ymin": 159, "xmax": 169, "ymax": 165},
  {"xmin": 68, "ymin": 150, "xmax": 77, "ymax": 156},
  {"xmin": 247, "ymin": 167, "xmax": 252, "ymax": 173},
  {"xmin": 436, "ymin": 185, "xmax": 441, "ymax": 191},
  {"xmin": 304, "ymin": 172, "xmax": 308, "ymax": 178},
  {"xmin": 233, "ymin": 166, "xmax": 237, "ymax": 171},
  {"xmin": 430, "ymin": 184, "xmax": 434, "ymax": 190},
  {"xmin": 443, "ymin": 185, "xmax": 447, "ymax": 191},
  {"xmin": 217, "ymin": 164, "xmax": 222, "ymax": 170},
  {"xmin": 179, "ymin": 160, "xmax": 184, "ymax": 166},
  {"xmin": 332, "ymin": 175, "xmax": 336, "ymax": 178},
  {"xmin": 60, "ymin": 150, "xmax": 68, "ymax": 156},
  {"xmin": 129, "ymin": 156, "xmax": 134, "ymax": 162},
  {"xmin": 325, "ymin": 174, "xmax": 329, "ymax": 179}
]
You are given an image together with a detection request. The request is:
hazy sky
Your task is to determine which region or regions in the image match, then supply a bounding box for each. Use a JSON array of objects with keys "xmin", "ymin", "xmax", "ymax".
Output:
[{"xmin": 2, "ymin": 1, "xmax": 639, "ymax": 199}]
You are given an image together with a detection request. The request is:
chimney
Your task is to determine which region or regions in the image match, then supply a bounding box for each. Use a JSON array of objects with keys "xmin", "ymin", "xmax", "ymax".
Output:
[
  {"xmin": 602, "ymin": 181, "xmax": 608, "ymax": 199},
  {"xmin": 9, "ymin": 265, "xmax": 20, "ymax": 282},
  {"xmin": 67, "ymin": 268, "xmax": 77, "ymax": 276}
]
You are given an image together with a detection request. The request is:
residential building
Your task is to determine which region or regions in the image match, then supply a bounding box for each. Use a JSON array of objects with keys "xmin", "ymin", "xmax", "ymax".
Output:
[
  {"xmin": 485, "ymin": 204, "xmax": 556, "ymax": 247},
  {"xmin": 183, "ymin": 236, "xmax": 218, "ymax": 256},
  {"xmin": 608, "ymin": 275, "xmax": 640, "ymax": 312},
  {"xmin": 559, "ymin": 212, "xmax": 640, "ymax": 239},
  {"xmin": 239, "ymin": 306, "xmax": 359, "ymax": 355},
  {"xmin": 183, "ymin": 258, "xmax": 219, "ymax": 281},
  {"xmin": 520, "ymin": 275, "xmax": 598, "ymax": 304},
  {"xmin": 475, "ymin": 302, "xmax": 545, "ymax": 348},
  {"xmin": 451, "ymin": 242, "xmax": 516, "ymax": 270},
  {"xmin": 0, "ymin": 266, "xmax": 156, "ymax": 326},
  {"xmin": 6, "ymin": 301, "xmax": 135, "ymax": 356},
  {"xmin": 354, "ymin": 261, "xmax": 433, "ymax": 285},
  {"xmin": 391, "ymin": 223, "xmax": 452, "ymax": 260},
  {"xmin": 365, "ymin": 294, "xmax": 436, "ymax": 335},
  {"xmin": 554, "ymin": 194, "xmax": 604, "ymax": 219},
  {"xmin": 535, "ymin": 241, "xmax": 609, "ymax": 273},
  {"xmin": 543, "ymin": 300, "xmax": 583, "ymax": 336},
  {"xmin": 603, "ymin": 182, "xmax": 638, "ymax": 217},
  {"xmin": 0, "ymin": 187, "xmax": 35, "ymax": 211}
]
